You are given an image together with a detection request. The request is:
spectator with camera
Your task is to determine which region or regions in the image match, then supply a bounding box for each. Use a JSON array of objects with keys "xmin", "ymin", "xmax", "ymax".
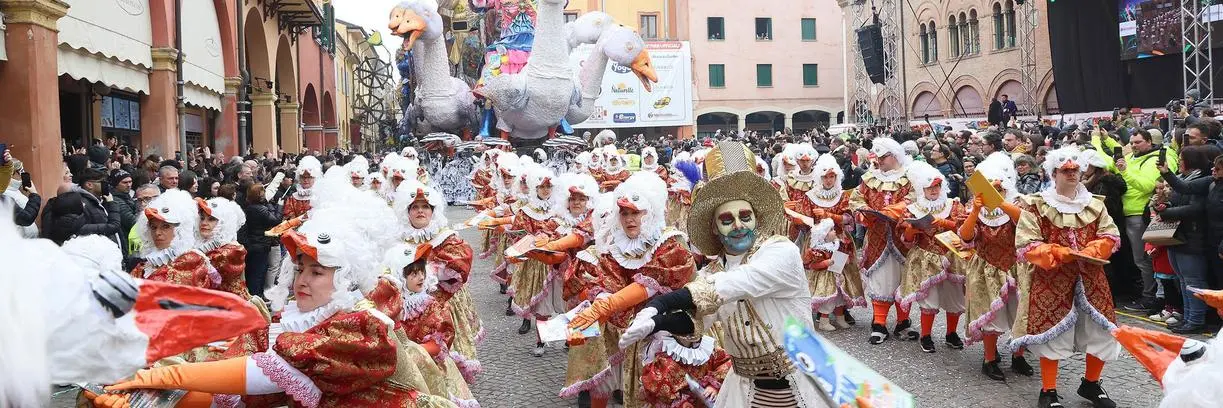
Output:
[{"xmin": 1118, "ymin": 128, "xmax": 1178, "ymax": 315}]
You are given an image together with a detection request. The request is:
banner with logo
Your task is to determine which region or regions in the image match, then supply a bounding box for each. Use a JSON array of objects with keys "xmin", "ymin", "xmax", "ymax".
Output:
[{"xmin": 567, "ymin": 41, "xmax": 693, "ymax": 129}]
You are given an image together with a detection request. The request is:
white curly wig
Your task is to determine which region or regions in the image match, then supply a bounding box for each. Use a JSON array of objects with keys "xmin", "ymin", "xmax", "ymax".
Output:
[
  {"xmin": 975, "ymin": 153, "xmax": 1021, "ymax": 203},
  {"xmin": 870, "ymin": 137, "xmax": 911, "ymax": 166},
  {"xmin": 606, "ymin": 172, "xmax": 668, "ymax": 246},
  {"xmin": 1042, "ymin": 146, "xmax": 1087, "ymax": 179},
  {"xmin": 812, "ymin": 153, "xmax": 844, "ymax": 189},
  {"xmin": 200, "ymin": 197, "xmax": 246, "ymax": 245},
  {"xmin": 552, "ymin": 172, "xmax": 600, "ymax": 211},
  {"xmin": 907, "ymin": 160, "xmax": 950, "ymax": 198},
  {"xmin": 393, "ymin": 179, "xmax": 449, "ymax": 239},
  {"xmin": 135, "ymin": 189, "xmax": 199, "ymax": 258},
  {"xmin": 267, "ymin": 207, "xmax": 383, "ymax": 311}
]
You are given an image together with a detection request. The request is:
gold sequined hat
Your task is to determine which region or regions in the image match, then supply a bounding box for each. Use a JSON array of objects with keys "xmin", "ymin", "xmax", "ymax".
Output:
[{"xmin": 687, "ymin": 141, "xmax": 785, "ymax": 255}]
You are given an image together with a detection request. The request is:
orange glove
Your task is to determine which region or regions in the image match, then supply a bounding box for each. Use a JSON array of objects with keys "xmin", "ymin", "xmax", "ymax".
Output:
[
  {"xmin": 495, "ymin": 224, "xmax": 508, "ymax": 234},
  {"xmin": 106, "ymin": 357, "xmax": 247, "ymax": 394},
  {"xmin": 999, "ymin": 202, "xmax": 1023, "ymax": 221},
  {"xmin": 882, "ymin": 203, "xmax": 909, "ymax": 220},
  {"xmin": 812, "ymin": 259, "xmax": 833, "ymax": 270},
  {"xmin": 263, "ymin": 216, "xmax": 303, "ymax": 237},
  {"xmin": 933, "ymin": 218, "xmax": 958, "ymax": 231},
  {"xmin": 526, "ymin": 250, "xmax": 568, "ymax": 265},
  {"xmin": 534, "ymin": 236, "xmax": 551, "ymax": 247},
  {"xmin": 1078, "ymin": 238, "xmax": 1116, "ymax": 260},
  {"xmin": 784, "ymin": 201, "xmax": 799, "ymax": 211},
  {"xmin": 568, "ymin": 282, "xmax": 650, "ymax": 330},
  {"xmin": 600, "ymin": 180, "xmax": 622, "ymax": 191},
  {"xmin": 1024, "ymin": 243, "xmax": 1073, "ymax": 270},
  {"xmin": 469, "ymin": 196, "xmax": 496, "ymax": 209},
  {"xmin": 1191, "ymin": 288, "xmax": 1223, "ymax": 314},
  {"xmin": 542, "ymin": 233, "xmax": 586, "ymax": 252},
  {"xmin": 421, "ymin": 340, "xmax": 443, "ymax": 357},
  {"xmin": 87, "ymin": 391, "xmax": 211, "ymax": 408},
  {"xmin": 478, "ymin": 216, "xmax": 513, "ymax": 229},
  {"xmin": 809, "ymin": 208, "xmax": 829, "ymax": 219}
]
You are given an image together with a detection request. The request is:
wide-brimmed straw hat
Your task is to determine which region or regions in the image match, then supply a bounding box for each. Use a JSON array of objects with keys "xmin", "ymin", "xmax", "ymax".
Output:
[{"xmin": 687, "ymin": 141, "xmax": 784, "ymax": 255}]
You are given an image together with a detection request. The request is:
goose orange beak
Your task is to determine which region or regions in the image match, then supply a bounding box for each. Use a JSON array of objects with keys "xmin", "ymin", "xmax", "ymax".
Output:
[
  {"xmin": 630, "ymin": 51, "xmax": 658, "ymax": 93},
  {"xmin": 134, "ymin": 280, "xmax": 265, "ymax": 364},
  {"xmin": 1110, "ymin": 325, "xmax": 1184, "ymax": 386}
]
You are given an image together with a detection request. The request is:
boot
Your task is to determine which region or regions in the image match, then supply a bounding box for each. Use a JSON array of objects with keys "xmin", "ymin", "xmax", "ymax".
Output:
[
  {"xmin": 817, "ymin": 315, "xmax": 836, "ymax": 331},
  {"xmin": 1076, "ymin": 378, "xmax": 1117, "ymax": 408},
  {"xmin": 577, "ymin": 391, "xmax": 592, "ymax": 408},
  {"xmin": 517, "ymin": 318, "xmax": 531, "ymax": 335},
  {"xmin": 532, "ymin": 341, "xmax": 545, "ymax": 357},
  {"xmin": 919, "ymin": 335, "xmax": 936, "ymax": 353},
  {"xmin": 893, "ymin": 320, "xmax": 919, "ymax": 341},
  {"xmin": 505, "ymin": 298, "xmax": 515, "ymax": 316},
  {"xmin": 499, "ymin": 283, "xmax": 508, "ymax": 294},
  {"xmin": 1012, "ymin": 355, "xmax": 1034, "ymax": 376},
  {"xmin": 944, "ymin": 332, "xmax": 964, "ymax": 349},
  {"xmin": 1037, "ymin": 389, "xmax": 1064, "ymax": 408},
  {"xmin": 981, "ymin": 358, "xmax": 1005, "ymax": 381},
  {"xmin": 843, "ymin": 311, "xmax": 857, "ymax": 325},
  {"xmin": 832, "ymin": 314, "xmax": 851, "ymax": 329}
]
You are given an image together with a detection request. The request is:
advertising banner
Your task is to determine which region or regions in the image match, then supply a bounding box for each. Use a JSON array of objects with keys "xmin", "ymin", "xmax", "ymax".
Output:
[{"xmin": 568, "ymin": 41, "xmax": 693, "ymax": 129}]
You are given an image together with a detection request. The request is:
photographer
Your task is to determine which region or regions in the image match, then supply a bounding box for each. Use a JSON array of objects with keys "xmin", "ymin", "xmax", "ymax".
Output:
[
  {"xmin": 45, "ymin": 168, "xmax": 122, "ymax": 250},
  {"xmin": 0, "ymin": 150, "xmax": 41, "ymax": 238}
]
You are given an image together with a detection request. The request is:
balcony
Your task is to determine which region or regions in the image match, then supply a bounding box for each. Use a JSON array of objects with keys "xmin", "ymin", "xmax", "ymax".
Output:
[{"xmin": 260, "ymin": 0, "xmax": 324, "ymax": 39}]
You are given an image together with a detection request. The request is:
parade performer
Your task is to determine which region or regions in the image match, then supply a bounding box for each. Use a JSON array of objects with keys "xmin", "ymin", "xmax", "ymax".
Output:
[
  {"xmin": 641, "ymin": 147, "xmax": 667, "ymax": 179},
  {"xmin": 382, "ymin": 243, "xmax": 480, "ymax": 407},
  {"xmin": 1011, "ymin": 147, "xmax": 1122, "ymax": 408},
  {"xmin": 771, "ymin": 145, "xmax": 797, "ymax": 189},
  {"xmin": 476, "ymin": 154, "xmax": 522, "ymax": 297},
  {"xmin": 131, "ymin": 189, "xmax": 217, "ymax": 290},
  {"xmin": 639, "ymin": 329, "xmax": 732, "ymax": 408},
  {"xmin": 508, "ymin": 167, "xmax": 563, "ymax": 356},
  {"xmin": 958, "ymin": 153, "xmax": 1034, "ymax": 380},
  {"xmin": 617, "ymin": 141, "xmax": 827, "ymax": 407},
  {"xmin": 394, "ymin": 179, "xmax": 484, "ymax": 383},
  {"xmin": 561, "ymin": 172, "xmax": 696, "ymax": 408},
  {"xmin": 783, "ymin": 144, "xmax": 819, "ymax": 244},
  {"xmin": 588, "ymin": 147, "xmax": 606, "ymax": 181},
  {"xmin": 471, "ymin": 149, "xmax": 500, "ymax": 202},
  {"xmin": 94, "ymin": 206, "xmax": 459, "ymax": 408},
  {"xmin": 598, "ymin": 146, "xmax": 631, "ymax": 192},
  {"xmin": 283, "ymin": 155, "xmax": 321, "ymax": 220},
  {"xmin": 195, "ymin": 197, "xmax": 256, "ymax": 301},
  {"xmin": 894, "ymin": 161, "xmax": 968, "ymax": 353},
  {"xmin": 366, "ymin": 172, "xmax": 390, "ymax": 202},
  {"xmin": 345, "ymin": 155, "xmax": 371, "ymax": 188},
  {"xmin": 573, "ymin": 151, "xmax": 593, "ymax": 175},
  {"xmin": 850, "ymin": 137, "xmax": 918, "ymax": 345},
  {"xmin": 796, "ymin": 154, "xmax": 863, "ymax": 331},
  {"xmin": 666, "ymin": 154, "xmax": 699, "ymax": 232}
]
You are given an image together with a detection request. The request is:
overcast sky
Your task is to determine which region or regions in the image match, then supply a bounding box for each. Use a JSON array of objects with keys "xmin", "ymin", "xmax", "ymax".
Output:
[{"xmin": 332, "ymin": 0, "xmax": 403, "ymax": 63}]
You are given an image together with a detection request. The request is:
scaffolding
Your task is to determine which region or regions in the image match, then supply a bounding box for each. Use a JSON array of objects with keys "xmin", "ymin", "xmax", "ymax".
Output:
[
  {"xmin": 850, "ymin": 0, "xmax": 872, "ymax": 124},
  {"xmin": 1019, "ymin": 0, "xmax": 1039, "ymax": 115},
  {"xmin": 1182, "ymin": 0, "xmax": 1213, "ymax": 101},
  {"xmin": 878, "ymin": 0, "xmax": 906, "ymax": 125}
]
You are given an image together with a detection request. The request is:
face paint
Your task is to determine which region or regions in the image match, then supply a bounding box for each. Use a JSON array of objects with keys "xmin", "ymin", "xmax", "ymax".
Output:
[{"xmin": 713, "ymin": 200, "xmax": 757, "ymax": 255}]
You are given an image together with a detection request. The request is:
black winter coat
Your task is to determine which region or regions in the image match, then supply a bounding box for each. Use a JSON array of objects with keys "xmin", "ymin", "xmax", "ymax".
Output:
[
  {"xmin": 242, "ymin": 202, "xmax": 282, "ymax": 251},
  {"xmin": 1165, "ymin": 172, "xmax": 1223, "ymax": 255},
  {"xmin": 111, "ymin": 190, "xmax": 140, "ymax": 236},
  {"xmin": 1159, "ymin": 171, "xmax": 1211, "ymax": 254}
]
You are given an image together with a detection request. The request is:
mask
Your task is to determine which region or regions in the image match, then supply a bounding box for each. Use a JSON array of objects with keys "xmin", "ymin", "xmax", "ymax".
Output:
[{"xmin": 714, "ymin": 200, "xmax": 757, "ymax": 255}]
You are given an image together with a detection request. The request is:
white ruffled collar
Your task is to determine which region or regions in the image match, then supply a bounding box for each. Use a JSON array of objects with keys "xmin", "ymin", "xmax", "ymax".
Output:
[
  {"xmin": 609, "ymin": 227, "xmax": 663, "ymax": 269},
  {"xmin": 651, "ymin": 335, "xmax": 716, "ymax": 366},
  {"xmin": 1039, "ymin": 184, "xmax": 1093, "ymax": 214},
  {"xmin": 978, "ymin": 207, "xmax": 1012, "ymax": 227},
  {"xmin": 292, "ymin": 186, "xmax": 313, "ymax": 201},
  {"xmin": 279, "ymin": 293, "xmax": 358, "ymax": 334},
  {"xmin": 195, "ymin": 239, "xmax": 225, "ymax": 254},
  {"xmin": 520, "ymin": 196, "xmax": 553, "ymax": 221},
  {"xmin": 872, "ymin": 167, "xmax": 906, "ymax": 183},
  {"xmin": 810, "ymin": 239, "xmax": 839, "ymax": 252},
  {"xmin": 400, "ymin": 289, "xmax": 434, "ymax": 321},
  {"xmin": 641, "ymin": 162, "xmax": 659, "ymax": 172},
  {"xmin": 403, "ymin": 218, "xmax": 445, "ymax": 244},
  {"xmin": 555, "ymin": 209, "xmax": 589, "ymax": 233},
  {"xmin": 806, "ymin": 185, "xmax": 843, "ymax": 208},
  {"xmin": 790, "ymin": 170, "xmax": 816, "ymax": 183},
  {"xmin": 912, "ymin": 196, "xmax": 952, "ymax": 219}
]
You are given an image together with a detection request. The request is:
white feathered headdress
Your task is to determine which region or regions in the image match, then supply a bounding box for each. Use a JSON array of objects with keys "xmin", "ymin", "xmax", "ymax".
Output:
[
  {"xmin": 296, "ymin": 155, "xmax": 322, "ymax": 178},
  {"xmin": 136, "ymin": 189, "xmax": 199, "ymax": 258},
  {"xmin": 606, "ymin": 172, "xmax": 668, "ymax": 243},
  {"xmin": 813, "ymin": 153, "xmax": 844, "ymax": 188},
  {"xmin": 199, "ymin": 197, "xmax": 246, "ymax": 244},
  {"xmin": 345, "ymin": 155, "xmax": 371, "ymax": 183},
  {"xmin": 380, "ymin": 242, "xmax": 437, "ymax": 294},
  {"xmin": 870, "ymin": 137, "xmax": 911, "ymax": 166},
  {"xmin": 976, "ymin": 153, "xmax": 1021, "ymax": 203},
  {"xmin": 907, "ymin": 160, "xmax": 950, "ymax": 198},
  {"xmin": 1042, "ymin": 146, "xmax": 1087, "ymax": 178},
  {"xmin": 553, "ymin": 172, "xmax": 600, "ymax": 211},
  {"xmin": 268, "ymin": 207, "xmax": 384, "ymax": 311},
  {"xmin": 393, "ymin": 179, "xmax": 449, "ymax": 234}
]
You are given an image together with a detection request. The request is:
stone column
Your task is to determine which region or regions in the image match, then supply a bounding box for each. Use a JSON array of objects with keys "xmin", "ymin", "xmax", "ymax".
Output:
[
  {"xmin": 277, "ymin": 102, "xmax": 302, "ymax": 154},
  {"xmin": 736, "ymin": 115, "xmax": 746, "ymax": 134},
  {"xmin": 0, "ymin": 0, "xmax": 69, "ymax": 197},
  {"xmin": 219, "ymin": 76, "xmax": 242, "ymax": 156},
  {"xmin": 783, "ymin": 113, "xmax": 793, "ymax": 132},
  {"xmin": 249, "ymin": 91, "xmax": 277, "ymax": 155},
  {"xmin": 144, "ymin": 47, "xmax": 180, "ymax": 158}
]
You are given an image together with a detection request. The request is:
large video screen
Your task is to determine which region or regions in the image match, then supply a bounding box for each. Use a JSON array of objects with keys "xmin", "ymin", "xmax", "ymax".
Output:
[{"xmin": 1119, "ymin": 0, "xmax": 1223, "ymax": 60}]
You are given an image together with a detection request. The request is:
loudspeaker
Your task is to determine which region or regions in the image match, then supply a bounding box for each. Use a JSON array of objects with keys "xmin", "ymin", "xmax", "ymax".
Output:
[{"xmin": 856, "ymin": 24, "xmax": 886, "ymax": 84}]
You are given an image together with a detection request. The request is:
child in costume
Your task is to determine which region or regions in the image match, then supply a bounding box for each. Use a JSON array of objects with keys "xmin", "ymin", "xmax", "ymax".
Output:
[
  {"xmin": 796, "ymin": 154, "xmax": 865, "ymax": 331},
  {"xmin": 639, "ymin": 330, "xmax": 732, "ymax": 408}
]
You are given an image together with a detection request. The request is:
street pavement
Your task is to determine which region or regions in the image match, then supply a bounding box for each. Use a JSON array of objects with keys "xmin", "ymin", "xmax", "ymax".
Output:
[{"xmin": 53, "ymin": 206, "xmax": 1177, "ymax": 407}]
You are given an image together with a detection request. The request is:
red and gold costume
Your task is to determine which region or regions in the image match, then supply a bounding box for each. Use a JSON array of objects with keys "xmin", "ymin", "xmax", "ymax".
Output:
[
  {"xmin": 282, "ymin": 194, "xmax": 312, "ymax": 220},
  {"xmin": 895, "ymin": 198, "xmax": 968, "ymax": 311},
  {"xmin": 205, "ymin": 243, "xmax": 250, "ymax": 299},
  {"xmin": 509, "ymin": 197, "xmax": 562, "ymax": 319},
  {"xmin": 639, "ymin": 335, "xmax": 732, "ymax": 408},
  {"xmin": 598, "ymin": 169, "xmax": 631, "ymax": 192},
  {"xmin": 132, "ymin": 250, "xmax": 217, "ymax": 290}
]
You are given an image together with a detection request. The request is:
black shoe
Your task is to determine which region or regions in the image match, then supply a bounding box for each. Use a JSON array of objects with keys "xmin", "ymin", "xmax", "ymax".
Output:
[
  {"xmin": 577, "ymin": 391, "xmax": 592, "ymax": 408},
  {"xmin": 1076, "ymin": 378, "xmax": 1117, "ymax": 408},
  {"xmin": 944, "ymin": 332, "xmax": 964, "ymax": 349},
  {"xmin": 1038, "ymin": 389, "xmax": 1064, "ymax": 408},
  {"xmin": 1171, "ymin": 322, "xmax": 1207, "ymax": 334},
  {"xmin": 1122, "ymin": 298, "xmax": 1158, "ymax": 313},
  {"xmin": 1012, "ymin": 355, "xmax": 1034, "ymax": 376},
  {"xmin": 505, "ymin": 298, "xmax": 515, "ymax": 316},
  {"xmin": 893, "ymin": 320, "xmax": 919, "ymax": 341},
  {"xmin": 517, "ymin": 318, "xmax": 531, "ymax": 335},
  {"xmin": 919, "ymin": 335, "xmax": 936, "ymax": 353},
  {"xmin": 612, "ymin": 390, "xmax": 624, "ymax": 405},
  {"xmin": 499, "ymin": 283, "xmax": 508, "ymax": 294},
  {"xmin": 869, "ymin": 323, "xmax": 889, "ymax": 345},
  {"xmin": 844, "ymin": 311, "xmax": 857, "ymax": 325},
  {"xmin": 981, "ymin": 358, "xmax": 1005, "ymax": 381}
]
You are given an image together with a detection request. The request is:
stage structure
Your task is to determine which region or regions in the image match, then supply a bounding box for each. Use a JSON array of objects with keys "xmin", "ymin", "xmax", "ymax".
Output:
[
  {"xmin": 1182, "ymin": 0, "xmax": 1213, "ymax": 101},
  {"xmin": 878, "ymin": 0, "xmax": 905, "ymax": 124},
  {"xmin": 850, "ymin": 0, "xmax": 871, "ymax": 124},
  {"xmin": 847, "ymin": 0, "xmax": 906, "ymax": 126},
  {"xmin": 1019, "ymin": 0, "xmax": 1038, "ymax": 115}
]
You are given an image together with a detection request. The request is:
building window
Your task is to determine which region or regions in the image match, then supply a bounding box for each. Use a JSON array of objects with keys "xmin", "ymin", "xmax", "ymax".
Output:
[
  {"xmin": 755, "ymin": 18, "xmax": 772, "ymax": 40},
  {"xmin": 929, "ymin": 21, "xmax": 938, "ymax": 61},
  {"xmin": 709, "ymin": 64, "xmax": 726, "ymax": 88},
  {"xmin": 1005, "ymin": 0, "xmax": 1016, "ymax": 48},
  {"xmin": 640, "ymin": 14, "xmax": 659, "ymax": 39},
  {"xmin": 993, "ymin": 3, "xmax": 1004, "ymax": 50},
  {"xmin": 920, "ymin": 24, "xmax": 930, "ymax": 63},
  {"xmin": 708, "ymin": 17, "xmax": 725, "ymax": 40},
  {"xmin": 756, "ymin": 64, "xmax": 772, "ymax": 87},
  {"xmin": 802, "ymin": 64, "xmax": 818, "ymax": 86},
  {"xmin": 801, "ymin": 18, "xmax": 817, "ymax": 41},
  {"xmin": 968, "ymin": 9, "xmax": 980, "ymax": 54},
  {"xmin": 564, "ymin": 12, "xmax": 578, "ymax": 23},
  {"xmin": 959, "ymin": 13, "xmax": 970, "ymax": 55},
  {"xmin": 948, "ymin": 15, "xmax": 960, "ymax": 57}
]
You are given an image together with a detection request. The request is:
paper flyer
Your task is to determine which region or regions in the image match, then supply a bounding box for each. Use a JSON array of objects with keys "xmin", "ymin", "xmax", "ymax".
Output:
[
  {"xmin": 829, "ymin": 251, "xmax": 850, "ymax": 274},
  {"xmin": 783, "ymin": 317, "xmax": 917, "ymax": 408},
  {"xmin": 935, "ymin": 231, "xmax": 974, "ymax": 259},
  {"xmin": 537, "ymin": 301, "xmax": 601, "ymax": 343}
]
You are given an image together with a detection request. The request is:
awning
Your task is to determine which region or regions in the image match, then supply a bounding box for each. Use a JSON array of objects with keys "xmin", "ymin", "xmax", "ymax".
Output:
[
  {"xmin": 58, "ymin": 0, "xmax": 152, "ymax": 92},
  {"xmin": 58, "ymin": 46, "xmax": 150, "ymax": 93},
  {"xmin": 182, "ymin": 0, "xmax": 225, "ymax": 111}
]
